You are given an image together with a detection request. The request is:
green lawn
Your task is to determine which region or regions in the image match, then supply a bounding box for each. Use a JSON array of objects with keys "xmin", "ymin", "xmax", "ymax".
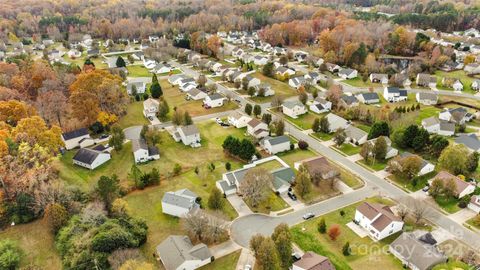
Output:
[
  {"xmin": 277, "ymin": 149, "xmax": 317, "ymax": 168},
  {"xmin": 291, "ymin": 197, "xmax": 404, "ymax": 270},
  {"xmin": 434, "ymin": 195, "xmax": 461, "ymax": 214},
  {"xmin": 358, "ymin": 159, "xmax": 388, "ymax": 171},
  {"xmin": 416, "ymin": 106, "xmax": 442, "ymax": 124},
  {"xmin": 245, "ymin": 192, "xmax": 289, "ymax": 214},
  {"xmin": 157, "ymin": 69, "xmax": 181, "ymax": 76},
  {"xmin": 199, "ymin": 250, "xmax": 241, "ymax": 270},
  {"xmin": 127, "ymin": 65, "xmax": 151, "ymax": 77},
  {"xmin": 356, "ymin": 123, "xmax": 371, "ymax": 133},
  {"xmin": 256, "ymin": 159, "xmax": 285, "ymax": 171},
  {"xmin": 285, "ymin": 112, "xmax": 320, "ymax": 130},
  {"xmin": 335, "ymin": 163, "xmax": 364, "ymax": 189},
  {"xmin": 0, "ymin": 220, "xmax": 62, "ymax": 270},
  {"xmin": 251, "ymin": 72, "xmax": 296, "ymax": 100},
  {"xmin": 312, "ymin": 132, "xmax": 334, "ymax": 141},
  {"xmin": 334, "ymin": 144, "xmax": 361, "ymax": 156},
  {"xmin": 387, "ymin": 172, "xmax": 436, "ymax": 192},
  {"xmin": 117, "ymin": 101, "xmax": 150, "ymax": 129},
  {"xmin": 343, "ymin": 77, "xmax": 377, "ymax": 88},
  {"xmin": 435, "ymin": 70, "xmax": 480, "ymax": 94},
  {"xmin": 465, "ymin": 216, "xmax": 480, "ymax": 230},
  {"xmin": 432, "ymin": 261, "xmax": 471, "ymax": 270}
]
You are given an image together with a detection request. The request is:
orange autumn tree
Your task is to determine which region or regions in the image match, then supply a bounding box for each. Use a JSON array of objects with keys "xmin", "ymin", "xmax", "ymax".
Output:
[
  {"xmin": 0, "ymin": 100, "xmax": 37, "ymax": 125},
  {"xmin": 69, "ymin": 70, "xmax": 128, "ymax": 126},
  {"xmin": 328, "ymin": 224, "xmax": 341, "ymax": 240}
]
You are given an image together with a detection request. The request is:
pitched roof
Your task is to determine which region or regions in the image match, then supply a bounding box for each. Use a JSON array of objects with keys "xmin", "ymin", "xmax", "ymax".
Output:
[
  {"xmin": 340, "ymin": 95, "xmax": 359, "ymax": 105},
  {"xmin": 283, "ymin": 100, "xmax": 304, "ymax": 109},
  {"xmin": 179, "ymin": 125, "xmax": 199, "ymax": 136},
  {"xmin": 293, "ymin": 251, "xmax": 335, "ymax": 270},
  {"xmin": 271, "ymin": 167, "xmax": 295, "ymax": 190},
  {"xmin": 422, "ymin": 116, "xmax": 439, "ymax": 127},
  {"xmin": 338, "ymin": 68, "xmax": 356, "ymax": 76},
  {"xmin": 399, "ymin": 152, "xmax": 430, "ymax": 169},
  {"xmin": 263, "ymin": 135, "xmax": 290, "ymax": 146},
  {"xmin": 417, "ymin": 92, "xmax": 438, "ymax": 102},
  {"xmin": 455, "ymin": 134, "xmax": 480, "ymax": 151},
  {"xmin": 72, "ymin": 148, "xmax": 106, "ymax": 165},
  {"xmin": 62, "ymin": 128, "xmax": 89, "ymax": 140},
  {"xmin": 357, "ymin": 202, "xmax": 401, "ymax": 231},
  {"xmin": 345, "ymin": 125, "xmax": 367, "ymax": 141},
  {"xmin": 248, "ymin": 118, "xmax": 264, "ymax": 128},
  {"xmin": 162, "ymin": 189, "xmax": 198, "ymax": 209},
  {"xmin": 300, "ymin": 156, "xmax": 338, "ymax": 178},
  {"xmin": 156, "ymin": 235, "xmax": 211, "ymax": 270},
  {"xmin": 207, "ymin": 93, "xmax": 224, "ymax": 100},
  {"xmin": 434, "ymin": 171, "xmax": 475, "ymax": 196},
  {"xmin": 358, "ymin": 92, "xmax": 379, "ymax": 101}
]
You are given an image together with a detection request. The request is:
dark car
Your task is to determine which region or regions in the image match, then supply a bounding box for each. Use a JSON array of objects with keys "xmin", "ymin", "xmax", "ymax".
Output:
[
  {"xmin": 288, "ymin": 191, "xmax": 297, "ymax": 201},
  {"xmin": 100, "ymin": 134, "xmax": 109, "ymax": 139},
  {"xmin": 291, "ymin": 252, "xmax": 301, "ymax": 262},
  {"xmin": 303, "ymin": 213, "xmax": 315, "ymax": 220}
]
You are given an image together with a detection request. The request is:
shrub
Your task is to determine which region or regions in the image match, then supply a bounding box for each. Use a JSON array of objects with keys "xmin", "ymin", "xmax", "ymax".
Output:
[
  {"xmin": 298, "ymin": 140, "xmax": 309, "ymax": 150},
  {"xmin": 318, "ymin": 218, "xmax": 326, "ymax": 234}
]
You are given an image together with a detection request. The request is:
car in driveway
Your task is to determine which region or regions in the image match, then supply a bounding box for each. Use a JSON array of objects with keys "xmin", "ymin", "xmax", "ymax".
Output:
[
  {"xmin": 287, "ymin": 191, "xmax": 297, "ymax": 201},
  {"xmin": 99, "ymin": 134, "xmax": 109, "ymax": 139},
  {"xmin": 243, "ymin": 265, "xmax": 252, "ymax": 270},
  {"xmin": 303, "ymin": 212, "xmax": 315, "ymax": 220}
]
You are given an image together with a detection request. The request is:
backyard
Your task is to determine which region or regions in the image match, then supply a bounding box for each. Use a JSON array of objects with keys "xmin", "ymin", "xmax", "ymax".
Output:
[
  {"xmin": 291, "ymin": 197, "xmax": 404, "ymax": 270},
  {"xmin": 116, "ymin": 101, "xmax": 150, "ymax": 129},
  {"xmin": 251, "ymin": 72, "xmax": 296, "ymax": 99},
  {"xmin": 435, "ymin": 70, "xmax": 480, "ymax": 94},
  {"xmin": 127, "ymin": 65, "xmax": 151, "ymax": 77}
]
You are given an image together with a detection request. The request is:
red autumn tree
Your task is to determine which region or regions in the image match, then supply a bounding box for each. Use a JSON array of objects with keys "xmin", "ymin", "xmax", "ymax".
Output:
[{"xmin": 328, "ymin": 224, "xmax": 341, "ymax": 240}]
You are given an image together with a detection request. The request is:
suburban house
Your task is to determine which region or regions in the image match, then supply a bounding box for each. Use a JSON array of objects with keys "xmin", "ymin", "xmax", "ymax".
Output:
[
  {"xmin": 180, "ymin": 82, "xmax": 197, "ymax": 92},
  {"xmin": 62, "ymin": 128, "xmax": 91, "ymax": 150},
  {"xmin": 472, "ymin": 79, "xmax": 480, "ymax": 91},
  {"xmin": 143, "ymin": 98, "xmax": 159, "ymax": 118},
  {"xmin": 309, "ymin": 97, "xmax": 332, "ymax": 114},
  {"xmin": 228, "ymin": 112, "xmax": 252, "ymax": 128},
  {"xmin": 272, "ymin": 46, "xmax": 287, "ymax": 55},
  {"xmin": 339, "ymin": 94, "xmax": 359, "ymax": 108},
  {"xmin": 232, "ymin": 47, "xmax": 244, "ymax": 58},
  {"xmin": 203, "ymin": 93, "xmax": 226, "ymax": 108},
  {"xmin": 465, "ymin": 27, "xmax": 480, "ymax": 37},
  {"xmin": 143, "ymin": 59, "xmax": 157, "ymax": 69},
  {"xmin": 292, "ymin": 251, "xmax": 335, "ymax": 270},
  {"xmin": 252, "ymin": 55, "xmax": 268, "ymax": 65},
  {"xmin": 431, "ymin": 171, "xmax": 475, "ymax": 198},
  {"xmin": 276, "ymin": 66, "xmax": 295, "ymax": 77},
  {"xmin": 186, "ymin": 88, "xmax": 208, "ymax": 100},
  {"xmin": 289, "ymin": 76, "xmax": 307, "ymax": 89},
  {"xmin": 356, "ymin": 92, "xmax": 380, "ymax": 104},
  {"xmin": 468, "ymin": 195, "xmax": 480, "ymax": 213},
  {"xmin": 294, "ymin": 156, "xmax": 339, "ymax": 180},
  {"xmin": 169, "ymin": 74, "xmax": 189, "ymax": 85},
  {"xmin": 294, "ymin": 51, "xmax": 308, "ymax": 62},
  {"xmin": 455, "ymin": 134, "xmax": 480, "ymax": 152},
  {"xmin": 399, "ymin": 152, "xmax": 435, "ymax": 176},
  {"xmin": 126, "ymin": 79, "xmax": 147, "ymax": 94},
  {"xmin": 247, "ymin": 118, "xmax": 269, "ymax": 139},
  {"xmin": 153, "ymin": 63, "xmax": 174, "ymax": 74},
  {"xmin": 243, "ymin": 75, "xmax": 261, "ymax": 89},
  {"xmin": 439, "ymin": 107, "xmax": 473, "ymax": 125},
  {"xmin": 173, "ymin": 125, "xmax": 201, "ymax": 147},
  {"xmin": 260, "ymin": 136, "xmax": 291, "ymax": 154},
  {"xmin": 345, "ymin": 125, "xmax": 368, "ymax": 145},
  {"xmin": 338, "ymin": 68, "xmax": 358, "ymax": 79},
  {"xmin": 271, "ymin": 167, "xmax": 296, "ymax": 193},
  {"xmin": 442, "ymin": 77, "xmax": 463, "ymax": 91},
  {"xmin": 392, "ymin": 73, "xmax": 412, "ymax": 87},
  {"xmin": 383, "ymin": 87, "xmax": 407, "ymax": 103},
  {"xmin": 156, "ymin": 235, "xmax": 212, "ymax": 270},
  {"xmin": 464, "ymin": 63, "xmax": 480, "ymax": 75},
  {"xmin": 354, "ymin": 202, "xmax": 404, "ymax": 241},
  {"xmin": 282, "ymin": 101, "xmax": 307, "ymax": 118},
  {"xmin": 304, "ymin": 72, "xmax": 321, "ymax": 84},
  {"xmin": 325, "ymin": 113, "xmax": 349, "ymax": 132},
  {"xmin": 369, "ymin": 73, "xmax": 388, "ymax": 84},
  {"xmin": 415, "ymin": 92, "xmax": 438, "ymax": 105},
  {"xmin": 161, "ymin": 189, "xmax": 199, "ymax": 217},
  {"xmin": 366, "ymin": 136, "xmax": 398, "ymax": 159},
  {"xmin": 389, "ymin": 232, "xmax": 447, "ymax": 270},
  {"xmin": 416, "ymin": 73, "xmax": 437, "ymax": 88},
  {"xmin": 326, "ymin": 63, "xmax": 341, "ymax": 73},
  {"xmin": 253, "ymin": 83, "xmax": 274, "ymax": 96},
  {"xmin": 421, "ymin": 117, "xmax": 455, "ymax": 136},
  {"xmin": 132, "ymin": 139, "xmax": 160, "ymax": 164},
  {"xmin": 72, "ymin": 148, "xmax": 111, "ymax": 170}
]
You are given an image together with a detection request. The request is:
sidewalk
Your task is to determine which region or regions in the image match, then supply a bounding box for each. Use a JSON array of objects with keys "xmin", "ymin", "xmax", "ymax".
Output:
[
  {"xmin": 210, "ymin": 240, "xmax": 241, "ymax": 259},
  {"xmin": 235, "ymin": 248, "xmax": 255, "ymax": 270}
]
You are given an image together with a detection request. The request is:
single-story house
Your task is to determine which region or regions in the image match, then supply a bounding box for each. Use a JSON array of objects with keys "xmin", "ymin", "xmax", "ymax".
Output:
[
  {"xmin": 416, "ymin": 92, "xmax": 438, "ymax": 105},
  {"xmin": 338, "ymin": 68, "xmax": 358, "ymax": 80},
  {"xmin": 442, "ymin": 77, "xmax": 463, "ymax": 91},
  {"xmin": 468, "ymin": 195, "xmax": 480, "ymax": 213},
  {"xmin": 356, "ymin": 92, "xmax": 380, "ymax": 104},
  {"xmin": 366, "ymin": 136, "xmax": 398, "ymax": 159},
  {"xmin": 339, "ymin": 94, "xmax": 359, "ymax": 108},
  {"xmin": 439, "ymin": 107, "xmax": 473, "ymax": 125},
  {"xmin": 431, "ymin": 171, "xmax": 476, "ymax": 198},
  {"xmin": 304, "ymin": 72, "xmax": 321, "ymax": 84},
  {"xmin": 272, "ymin": 47, "xmax": 287, "ymax": 55},
  {"xmin": 276, "ymin": 66, "xmax": 295, "ymax": 77},
  {"xmin": 252, "ymin": 55, "xmax": 268, "ymax": 66},
  {"xmin": 354, "ymin": 202, "xmax": 404, "ymax": 241},
  {"xmin": 143, "ymin": 98, "xmax": 159, "ymax": 118},
  {"xmin": 260, "ymin": 136, "xmax": 291, "ymax": 154},
  {"xmin": 173, "ymin": 125, "xmax": 201, "ymax": 147},
  {"xmin": 294, "ymin": 156, "xmax": 339, "ymax": 180},
  {"xmin": 62, "ymin": 128, "xmax": 91, "ymax": 150},
  {"xmin": 464, "ymin": 63, "xmax": 480, "ymax": 75},
  {"xmin": 203, "ymin": 93, "xmax": 226, "ymax": 108},
  {"xmin": 455, "ymin": 134, "xmax": 480, "ymax": 152},
  {"xmin": 156, "ymin": 235, "xmax": 212, "ymax": 270},
  {"xmin": 228, "ymin": 112, "xmax": 252, "ymax": 128},
  {"xmin": 369, "ymin": 73, "xmax": 388, "ymax": 84},
  {"xmin": 292, "ymin": 251, "xmax": 335, "ymax": 270},
  {"xmin": 289, "ymin": 76, "xmax": 306, "ymax": 89},
  {"xmin": 186, "ymin": 88, "xmax": 208, "ymax": 100},
  {"xmin": 472, "ymin": 79, "xmax": 480, "ymax": 91},
  {"xmin": 253, "ymin": 83, "xmax": 274, "ymax": 96},
  {"xmin": 244, "ymin": 75, "xmax": 261, "ymax": 89},
  {"xmin": 324, "ymin": 113, "xmax": 349, "ymax": 133},
  {"xmin": 271, "ymin": 167, "xmax": 296, "ymax": 193},
  {"xmin": 72, "ymin": 148, "xmax": 111, "ymax": 170},
  {"xmin": 392, "ymin": 73, "xmax": 412, "ymax": 87},
  {"xmin": 383, "ymin": 87, "xmax": 407, "ymax": 103},
  {"xmin": 143, "ymin": 59, "xmax": 157, "ymax": 69},
  {"xmin": 309, "ymin": 97, "xmax": 332, "ymax": 114},
  {"xmin": 421, "ymin": 117, "xmax": 455, "ymax": 136},
  {"xmin": 345, "ymin": 125, "xmax": 368, "ymax": 145},
  {"xmin": 399, "ymin": 152, "xmax": 435, "ymax": 176},
  {"xmin": 389, "ymin": 232, "xmax": 447, "ymax": 270},
  {"xmin": 162, "ymin": 189, "xmax": 199, "ymax": 217},
  {"xmin": 416, "ymin": 73, "xmax": 437, "ymax": 88},
  {"xmin": 153, "ymin": 63, "xmax": 174, "ymax": 74},
  {"xmin": 294, "ymin": 51, "xmax": 308, "ymax": 62},
  {"xmin": 126, "ymin": 79, "xmax": 147, "ymax": 95},
  {"xmin": 132, "ymin": 138, "xmax": 160, "ymax": 164},
  {"xmin": 325, "ymin": 63, "xmax": 341, "ymax": 73},
  {"xmin": 232, "ymin": 47, "xmax": 244, "ymax": 58},
  {"xmin": 168, "ymin": 74, "xmax": 189, "ymax": 85},
  {"xmin": 247, "ymin": 118, "xmax": 269, "ymax": 139},
  {"xmin": 180, "ymin": 82, "xmax": 197, "ymax": 92},
  {"xmin": 282, "ymin": 100, "xmax": 307, "ymax": 118}
]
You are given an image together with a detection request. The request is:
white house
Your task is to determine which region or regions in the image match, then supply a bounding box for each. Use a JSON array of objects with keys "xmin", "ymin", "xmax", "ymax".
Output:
[
  {"xmin": 356, "ymin": 93, "xmax": 380, "ymax": 104},
  {"xmin": 186, "ymin": 88, "xmax": 207, "ymax": 100},
  {"xmin": 366, "ymin": 137, "xmax": 398, "ymax": 159},
  {"xmin": 468, "ymin": 195, "xmax": 480, "ymax": 213},
  {"xmin": 432, "ymin": 171, "xmax": 476, "ymax": 199},
  {"xmin": 326, "ymin": 63, "xmax": 341, "ymax": 73},
  {"xmin": 243, "ymin": 75, "xmax": 261, "ymax": 89},
  {"xmin": 153, "ymin": 63, "xmax": 173, "ymax": 74},
  {"xmin": 247, "ymin": 118, "xmax": 269, "ymax": 139},
  {"xmin": 439, "ymin": 107, "xmax": 473, "ymax": 125},
  {"xmin": 168, "ymin": 74, "xmax": 189, "ymax": 85},
  {"xmin": 61, "ymin": 128, "xmax": 91, "ymax": 150},
  {"xmin": 472, "ymin": 79, "xmax": 480, "ymax": 91},
  {"xmin": 416, "ymin": 73, "xmax": 437, "ymax": 88},
  {"xmin": 173, "ymin": 125, "xmax": 201, "ymax": 147},
  {"xmin": 399, "ymin": 152, "xmax": 435, "ymax": 176},
  {"xmin": 72, "ymin": 148, "xmax": 111, "ymax": 170},
  {"xmin": 345, "ymin": 125, "xmax": 368, "ymax": 145},
  {"xmin": 383, "ymin": 87, "xmax": 408, "ymax": 102},
  {"xmin": 282, "ymin": 101, "xmax": 307, "ymax": 119},
  {"xmin": 294, "ymin": 51, "xmax": 308, "ymax": 62},
  {"xmin": 253, "ymin": 83, "xmax": 274, "ymax": 97},
  {"xmin": 421, "ymin": 117, "xmax": 455, "ymax": 136},
  {"xmin": 143, "ymin": 98, "xmax": 159, "ymax": 118},
  {"xmin": 203, "ymin": 93, "xmax": 226, "ymax": 108},
  {"xmin": 338, "ymin": 68, "xmax": 358, "ymax": 79},
  {"xmin": 228, "ymin": 112, "xmax": 252, "ymax": 128},
  {"xmin": 309, "ymin": 97, "xmax": 332, "ymax": 114},
  {"xmin": 180, "ymin": 82, "xmax": 197, "ymax": 92},
  {"xmin": 252, "ymin": 55, "xmax": 268, "ymax": 66},
  {"xmin": 232, "ymin": 47, "xmax": 244, "ymax": 58},
  {"xmin": 288, "ymin": 77, "xmax": 306, "ymax": 89},
  {"xmin": 304, "ymin": 72, "xmax": 321, "ymax": 84},
  {"xmin": 143, "ymin": 59, "xmax": 157, "ymax": 69},
  {"xmin": 415, "ymin": 92, "xmax": 438, "ymax": 105},
  {"xmin": 369, "ymin": 73, "xmax": 388, "ymax": 84},
  {"xmin": 276, "ymin": 66, "xmax": 295, "ymax": 77},
  {"xmin": 354, "ymin": 202, "xmax": 404, "ymax": 241},
  {"xmin": 161, "ymin": 189, "xmax": 199, "ymax": 217},
  {"xmin": 260, "ymin": 136, "xmax": 291, "ymax": 154},
  {"xmin": 156, "ymin": 235, "xmax": 212, "ymax": 270},
  {"xmin": 325, "ymin": 113, "xmax": 349, "ymax": 133},
  {"xmin": 132, "ymin": 139, "xmax": 160, "ymax": 164},
  {"xmin": 455, "ymin": 134, "xmax": 480, "ymax": 153},
  {"xmin": 126, "ymin": 79, "xmax": 147, "ymax": 94}
]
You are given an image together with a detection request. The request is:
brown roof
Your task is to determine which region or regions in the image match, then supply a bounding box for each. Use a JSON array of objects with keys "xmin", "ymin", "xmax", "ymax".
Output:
[
  {"xmin": 301, "ymin": 156, "xmax": 338, "ymax": 178},
  {"xmin": 357, "ymin": 202, "xmax": 402, "ymax": 232},
  {"xmin": 470, "ymin": 195, "xmax": 480, "ymax": 207},
  {"xmin": 247, "ymin": 118, "xmax": 262, "ymax": 128},
  {"xmin": 293, "ymin": 252, "xmax": 335, "ymax": 270},
  {"xmin": 434, "ymin": 171, "xmax": 474, "ymax": 196}
]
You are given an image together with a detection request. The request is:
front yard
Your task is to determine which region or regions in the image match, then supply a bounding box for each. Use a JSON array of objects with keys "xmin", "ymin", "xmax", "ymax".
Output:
[
  {"xmin": 285, "ymin": 112, "xmax": 320, "ymax": 130},
  {"xmin": 251, "ymin": 72, "xmax": 296, "ymax": 99},
  {"xmin": 334, "ymin": 143, "xmax": 361, "ymax": 156},
  {"xmin": 358, "ymin": 159, "xmax": 388, "ymax": 171},
  {"xmin": 387, "ymin": 171, "xmax": 436, "ymax": 192},
  {"xmin": 199, "ymin": 250, "xmax": 241, "ymax": 270},
  {"xmin": 244, "ymin": 192, "xmax": 289, "ymax": 214},
  {"xmin": 435, "ymin": 70, "xmax": 480, "ymax": 94},
  {"xmin": 291, "ymin": 197, "xmax": 404, "ymax": 270}
]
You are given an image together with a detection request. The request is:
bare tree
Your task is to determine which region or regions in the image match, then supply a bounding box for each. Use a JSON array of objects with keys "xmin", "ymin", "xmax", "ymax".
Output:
[
  {"xmin": 108, "ymin": 249, "xmax": 142, "ymax": 270},
  {"xmin": 395, "ymin": 204, "xmax": 409, "ymax": 221},
  {"xmin": 239, "ymin": 168, "xmax": 273, "ymax": 207},
  {"xmin": 183, "ymin": 211, "xmax": 209, "ymax": 242},
  {"xmin": 410, "ymin": 198, "xmax": 428, "ymax": 224}
]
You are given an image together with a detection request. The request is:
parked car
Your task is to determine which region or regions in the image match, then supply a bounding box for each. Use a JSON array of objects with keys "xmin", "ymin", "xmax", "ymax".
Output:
[
  {"xmin": 292, "ymin": 252, "xmax": 302, "ymax": 262},
  {"xmin": 234, "ymin": 98, "xmax": 241, "ymax": 103},
  {"xmin": 100, "ymin": 134, "xmax": 109, "ymax": 139},
  {"xmin": 244, "ymin": 265, "xmax": 252, "ymax": 270},
  {"xmin": 288, "ymin": 191, "xmax": 297, "ymax": 201},
  {"xmin": 148, "ymin": 116, "xmax": 154, "ymax": 121},
  {"xmin": 303, "ymin": 213, "xmax": 315, "ymax": 220},
  {"xmin": 215, "ymin": 117, "xmax": 222, "ymax": 124},
  {"xmin": 422, "ymin": 185, "xmax": 429, "ymax": 192}
]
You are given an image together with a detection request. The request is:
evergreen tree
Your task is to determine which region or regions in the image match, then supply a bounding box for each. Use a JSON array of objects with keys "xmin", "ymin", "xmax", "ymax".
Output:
[
  {"xmin": 183, "ymin": 111, "xmax": 193, "ymax": 125},
  {"xmin": 253, "ymin": 104, "xmax": 261, "ymax": 117},
  {"xmin": 150, "ymin": 82, "xmax": 163, "ymax": 98},
  {"xmin": 245, "ymin": 103, "xmax": 253, "ymax": 115},
  {"xmin": 116, "ymin": 56, "xmax": 126, "ymax": 67},
  {"xmin": 318, "ymin": 218, "xmax": 326, "ymax": 234},
  {"xmin": 208, "ymin": 188, "xmax": 224, "ymax": 210}
]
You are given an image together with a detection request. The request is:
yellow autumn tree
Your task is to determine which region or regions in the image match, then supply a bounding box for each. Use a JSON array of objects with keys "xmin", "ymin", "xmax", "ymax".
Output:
[
  {"xmin": 119, "ymin": 260, "xmax": 155, "ymax": 270},
  {"xmin": 11, "ymin": 116, "xmax": 63, "ymax": 154},
  {"xmin": 97, "ymin": 111, "xmax": 118, "ymax": 127},
  {"xmin": 0, "ymin": 100, "xmax": 37, "ymax": 125}
]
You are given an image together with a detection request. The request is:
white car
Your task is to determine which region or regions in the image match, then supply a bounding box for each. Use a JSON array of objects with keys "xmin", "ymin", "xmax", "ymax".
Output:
[{"xmin": 244, "ymin": 265, "xmax": 252, "ymax": 270}]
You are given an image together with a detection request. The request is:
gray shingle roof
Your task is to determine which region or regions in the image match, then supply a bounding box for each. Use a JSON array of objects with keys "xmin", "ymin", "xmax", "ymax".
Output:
[
  {"xmin": 283, "ymin": 100, "xmax": 304, "ymax": 109},
  {"xmin": 455, "ymin": 134, "xmax": 480, "ymax": 151},
  {"xmin": 162, "ymin": 189, "xmax": 198, "ymax": 209},
  {"xmin": 263, "ymin": 135, "xmax": 290, "ymax": 146},
  {"xmin": 179, "ymin": 125, "xmax": 199, "ymax": 136},
  {"xmin": 271, "ymin": 167, "xmax": 295, "ymax": 190},
  {"xmin": 156, "ymin": 235, "xmax": 211, "ymax": 270},
  {"xmin": 358, "ymin": 92, "xmax": 379, "ymax": 101}
]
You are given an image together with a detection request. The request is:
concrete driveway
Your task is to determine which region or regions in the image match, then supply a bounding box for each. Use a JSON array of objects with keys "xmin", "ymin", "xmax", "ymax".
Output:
[
  {"xmin": 449, "ymin": 209, "xmax": 477, "ymax": 225},
  {"xmin": 123, "ymin": 126, "xmax": 142, "ymax": 140},
  {"xmin": 227, "ymin": 195, "xmax": 253, "ymax": 217},
  {"xmin": 209, "ymin": 240, "xmax": 241, "ymax": 259}
]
